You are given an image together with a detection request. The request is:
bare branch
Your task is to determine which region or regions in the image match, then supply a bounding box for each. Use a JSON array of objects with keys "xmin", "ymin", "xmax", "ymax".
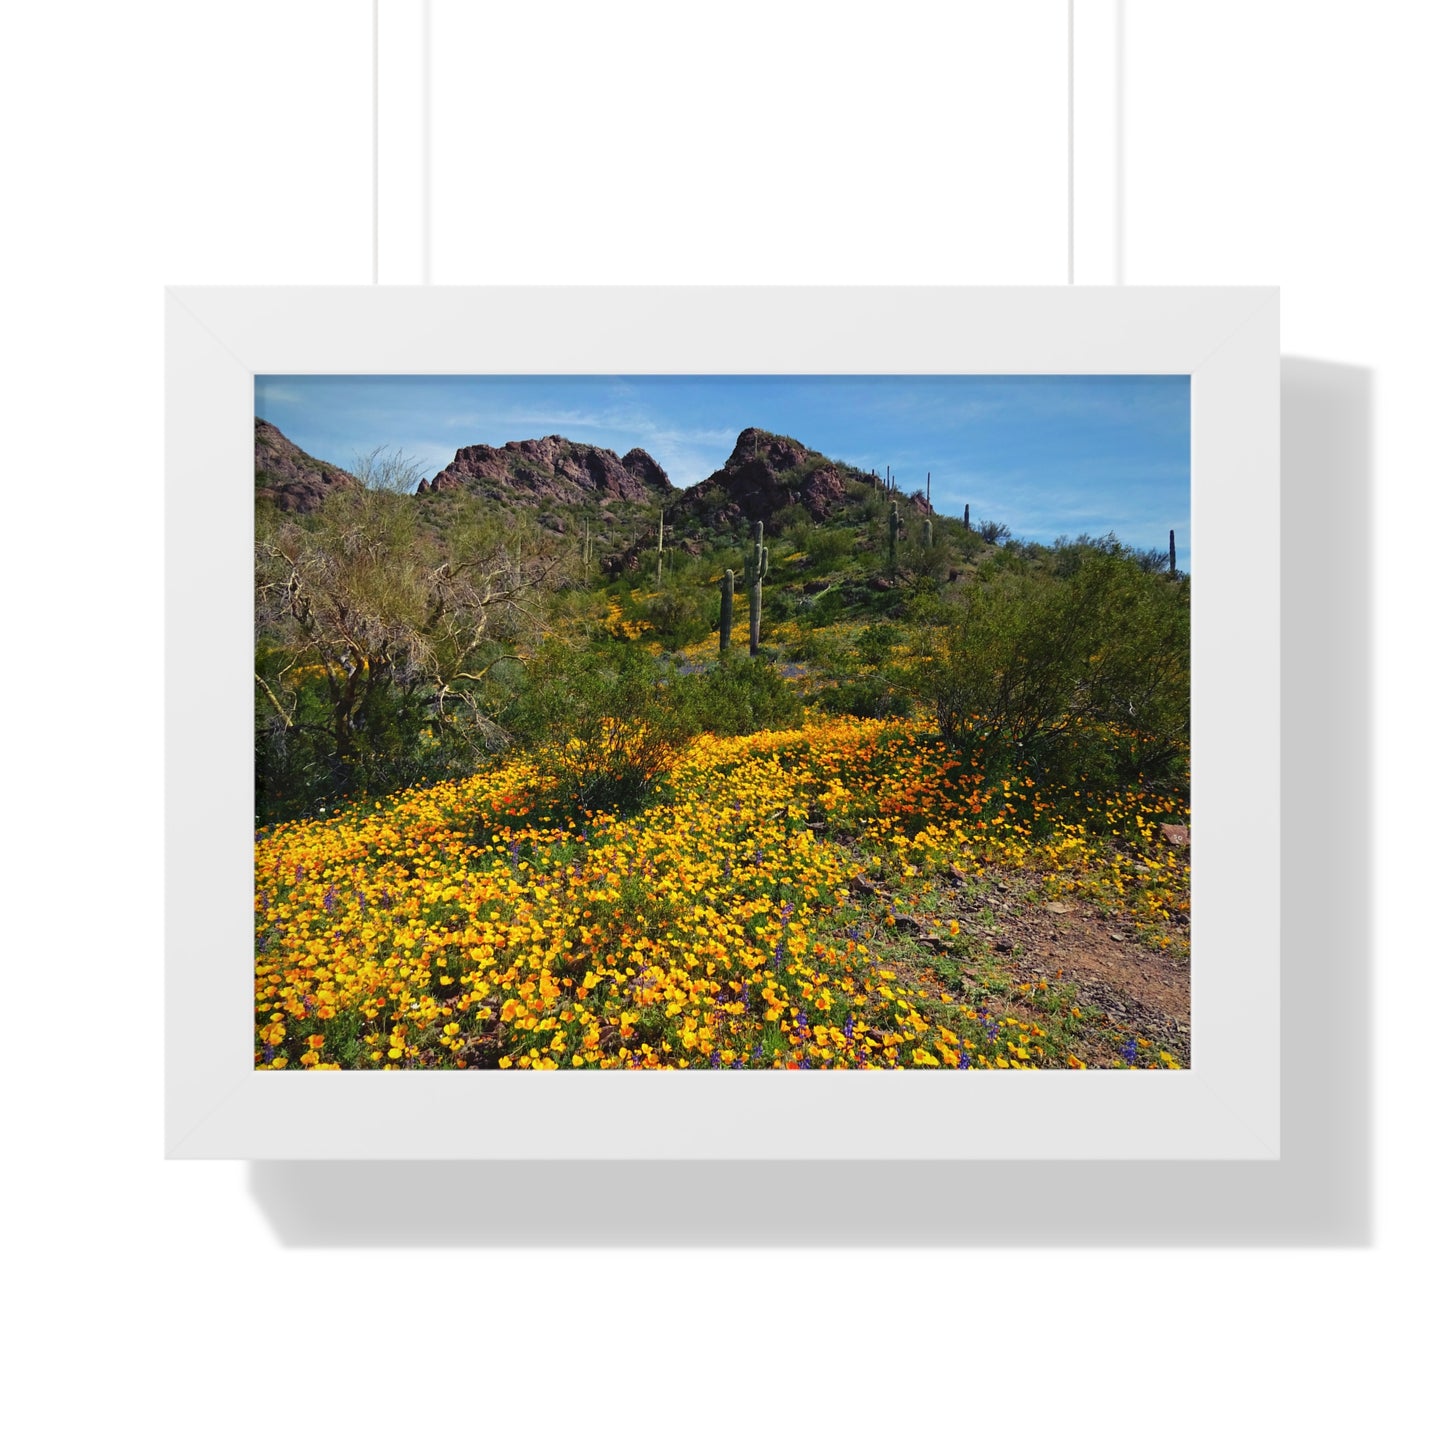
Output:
[{"xmin": 254, "ymin": 673, "xmax": 296, "ymax": 728}]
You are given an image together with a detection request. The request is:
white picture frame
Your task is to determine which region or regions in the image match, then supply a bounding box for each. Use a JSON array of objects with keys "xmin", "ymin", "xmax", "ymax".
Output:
[{"xmin": 166, "ymin": 285, "xmax": 1279, "ymax": 1160}]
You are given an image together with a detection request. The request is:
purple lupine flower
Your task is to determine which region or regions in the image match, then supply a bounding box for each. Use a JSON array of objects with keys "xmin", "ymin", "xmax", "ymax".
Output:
[
  {"xmin": 741, "ymin": 982, "xmax": 750, "ymax": 1009},
  {"xmin": 1121, "ymin": 1037, "xmax": 1138, "ymax": 1066},
  {"xmin": 509, "ymin": 839, "xmax": 521, "ymax": 866},
  {"xmin": 323, "ymin": 885, "xmax": 337, "ymax": 913},
  {"xmin": 294, "ymin": 863, "xmax": 304, "ymax": 884},
  {"xmin": 957, "ymin": 1049, "xmax": 971, "ymax": 1069},
  {"xmin": 771, "ymin": 903, "xmax": 794, "ymax": 967},
  {"xmin": 709, "ymin": 1051, "xmax": 721, "ymax": 1069},
  {"xmin": 843, "ymin": 1015, "xmax": 854, "ymax": 1042}
]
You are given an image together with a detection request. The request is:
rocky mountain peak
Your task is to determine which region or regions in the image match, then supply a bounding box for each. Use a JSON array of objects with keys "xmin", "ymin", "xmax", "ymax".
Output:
[
  {"xmin": 254, "ymin": 418, "xmax": 358, "ymax": 512},
  {"xmin": 725, "ymin": 427, "xmax": 811, "ymax": 473},
  {"xmin": 420, "ymin": 435, "xmax": 674, "ymax": 507}
]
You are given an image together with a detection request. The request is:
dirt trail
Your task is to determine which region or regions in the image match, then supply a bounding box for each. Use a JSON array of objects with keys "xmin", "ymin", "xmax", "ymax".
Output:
[{"xmin": 955, "ymin": 872, "xmax": 1192, "ymax": 1065}]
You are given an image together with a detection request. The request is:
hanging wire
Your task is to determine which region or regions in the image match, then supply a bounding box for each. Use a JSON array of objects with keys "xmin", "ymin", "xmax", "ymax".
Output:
[
  {"xmin": 422, "ymin": 0, "xmax": 432, "ymax": 284},
  {"xmin": 1067, "ymin": 0, "xmax": 1074, "ymax": 284},
  {"xmin": 378, "ymin": 0, "xmax": 384, "ymax": 284}
]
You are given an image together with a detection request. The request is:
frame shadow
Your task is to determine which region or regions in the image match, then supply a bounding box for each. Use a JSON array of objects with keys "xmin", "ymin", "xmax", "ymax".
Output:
[{"xmin": 248, "ymin": 357, "xmax": 1373, "ymax": 1246}]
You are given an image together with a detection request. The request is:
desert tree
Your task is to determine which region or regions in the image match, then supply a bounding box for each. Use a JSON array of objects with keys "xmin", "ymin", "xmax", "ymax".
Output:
[
  {"xmin": 254, "ymin": 465, "xmax": 559, "ymax": 813},
  {"xmin": 913, "ymin": 545, "xmax": 1189, "ymax": 781}
]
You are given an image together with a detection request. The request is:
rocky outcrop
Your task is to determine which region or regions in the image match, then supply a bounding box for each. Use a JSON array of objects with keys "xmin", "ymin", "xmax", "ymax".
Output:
[
  {"xmin": 256, "ymin": 418, "xmax": 932, "ymax": 561},
  {"xmin": 424, "ymin": 435, "xmax": 674, "ymax": 508},
  {"xmin": 676, "ymin": 427, "xmax": 884, "ymax": 532},
  {"xmin": 254, "ymin": 419, "xmax": 359, "ymax": 512},
  {"xmin": 621, "ymin": 447, "xmax": 670, "ymax": 494},
  {"xmin": 726, "ymin": 427, "xmax": 811, "ymax": 474}
]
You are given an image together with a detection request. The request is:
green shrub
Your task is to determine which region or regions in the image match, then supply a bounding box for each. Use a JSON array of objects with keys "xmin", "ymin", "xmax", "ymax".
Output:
[
  {"xmin": 815, "ymin": 677, "xmax": 913, "ymax": 721},
  {"xmin": 645, "ymin": 583, "xmax": 715, "ymax": 648},
  {"xmin": 853, "ymin": 622, "xmax": 902, "ymax": 668},
  {"xmin": 912, "ymin": 547, "xmax": 1189, "ymax": 783},
  {"xmin": 800, "ymin": 585, "xmax": 849, "ymax": 627},
  {"xmin": 676, "ymin": 657, "xmax": 803, "ymax": 736},
  {"xmin": 788, "ymin": 625, "xmax": 848, "ymax": 670},
  {"xmin": 503, "ymin": 642, "xmax": 697, "ymax": 821},
  {"xmin": 785, "ymin": 521, "xmax": 854, "ymax": 573}
]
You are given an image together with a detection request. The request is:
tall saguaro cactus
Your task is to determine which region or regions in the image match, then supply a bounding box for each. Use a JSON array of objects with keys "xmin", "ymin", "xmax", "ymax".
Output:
[
  {"xmin": 745, "ymin": 520, "xmax": 769, "ymax": 657},
  {"xmin": 581, "ymin": 519, "xmax": 592, "ymax": 576},
  {"xmin": 719, "ymin": 569, "xmax": 734, "ymax": 655},
  {"xmin": 1169, "ymin": 529, "xmax": 1177, "ymax": 576},
  {"xmin": 888, "ymin": 500, "xmax": 901, "ymax": 572},
  {"xmin": 926, "ymin": 471, "xmax": 931, "ymax": 505},
  {"xmin": 963, "ymin": 503, "xmax": 971, "ymax": 532},
  {"xmin": 656, "ymin": 509, "xmax": 665, "ymax": 587},
  {"xmin": 924, "ymin": 517, "xmax": 934, "ymax": 549}
]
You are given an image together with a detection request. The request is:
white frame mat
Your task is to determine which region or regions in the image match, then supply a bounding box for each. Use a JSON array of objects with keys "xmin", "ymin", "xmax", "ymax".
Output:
[{"xmin": 166, "ymin": 286, "xmax": 1279, "ymax": 1160}]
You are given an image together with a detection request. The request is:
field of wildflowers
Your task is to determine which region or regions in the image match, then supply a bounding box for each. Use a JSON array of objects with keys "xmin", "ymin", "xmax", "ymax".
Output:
[{"xmin": 255, "ymin": 714, "xmax": 1188, "ymax": 1071}]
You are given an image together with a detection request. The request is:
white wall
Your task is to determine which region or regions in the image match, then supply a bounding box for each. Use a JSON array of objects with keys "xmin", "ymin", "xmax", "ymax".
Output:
[{"xmin": 3, "ymin": 2, "xmax": 1436, "ymax": 1439}]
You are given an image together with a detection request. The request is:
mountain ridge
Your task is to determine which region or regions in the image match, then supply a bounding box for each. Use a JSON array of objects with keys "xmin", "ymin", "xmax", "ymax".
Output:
[{"xmin": 255, "ymin": 420, "xmax": 943, "ymax": 572}]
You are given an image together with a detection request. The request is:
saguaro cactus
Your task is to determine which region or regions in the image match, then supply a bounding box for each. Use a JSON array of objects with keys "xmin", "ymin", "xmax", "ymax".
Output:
[
  {"xmin": 1169, "ymin": 529, "xmax": 1177, "ymax": 576},
  {"xmin": 888, "ymin": 500, "xmax": 901, "ymax": 571},
  {"xmin": 924, "ymin": 517, "xmax": 934, "ymax": 549},
  {"xmin": 656, "ymin": 509, "xmax": 665, "ymax": 587},
  {"xmin": 963, "ymin": 503, "xmax": 971, "ymax": 532},
  {"xmin": 719, "ymin": 569, "xmax": 734, "ymax": 655},
  {"xmin": 926, "ymin": 471, "xmax": 931, "ymax": 505},
  {"xmin": 581, "ymin": 519, "xmax": 592, "ymax": 576},
  {"xmin": 745, "ymin": 521, "xmax": 769, "ymax": 656}
]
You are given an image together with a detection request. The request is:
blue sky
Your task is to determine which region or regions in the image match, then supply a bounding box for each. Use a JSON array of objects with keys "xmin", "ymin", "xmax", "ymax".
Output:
[{"xmin": 255, "ymin": 374, "xmax": 1191, "ymax": 569}]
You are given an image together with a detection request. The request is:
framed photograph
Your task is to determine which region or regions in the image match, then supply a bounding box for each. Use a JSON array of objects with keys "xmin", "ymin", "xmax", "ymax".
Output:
[{"xmin": 166, "ymin": 286, "xmax": 1278, "ymax": 1159}]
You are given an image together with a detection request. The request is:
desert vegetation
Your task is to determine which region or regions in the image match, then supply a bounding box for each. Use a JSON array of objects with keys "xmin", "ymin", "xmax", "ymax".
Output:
[{"xmin": 255, "ymin": 421, "xmax": 1190, "ymax": 1069}]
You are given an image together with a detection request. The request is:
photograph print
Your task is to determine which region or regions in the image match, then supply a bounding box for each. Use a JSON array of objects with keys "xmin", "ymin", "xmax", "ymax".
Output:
[{"xmin": 254, "ymin": 374, "xmax": 1191, "ymax": 1072}]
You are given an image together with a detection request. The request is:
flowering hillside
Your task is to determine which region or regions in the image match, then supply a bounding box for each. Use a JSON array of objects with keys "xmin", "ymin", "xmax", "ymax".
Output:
[{"xmin": 255, "ymin": 715, "xmax": 1188, "ymax": 1071}]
